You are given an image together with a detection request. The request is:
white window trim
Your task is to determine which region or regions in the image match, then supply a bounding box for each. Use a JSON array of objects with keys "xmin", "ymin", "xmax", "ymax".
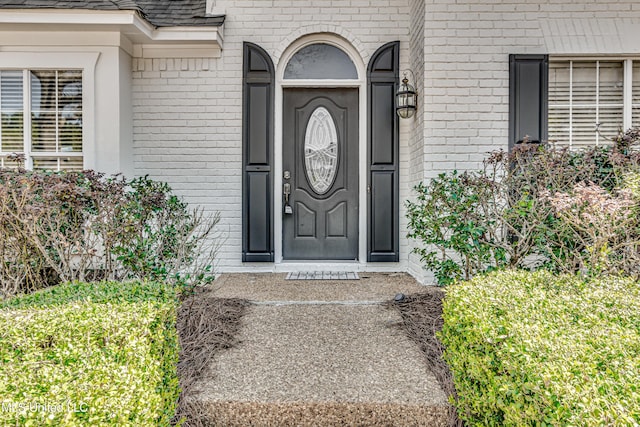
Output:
[
  {"xmin": 0, "ymin": 52, "xmax": 99, "ymax": 170},
  {"xmin": 624, "ymin": 59, "xmax": 633, "ymax": 131}
]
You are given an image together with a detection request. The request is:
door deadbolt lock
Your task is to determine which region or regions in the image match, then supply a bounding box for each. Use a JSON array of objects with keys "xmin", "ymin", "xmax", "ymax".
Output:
[{"xmin": 283, "ymin": 170, "xmax": 291, "ymax": 180}]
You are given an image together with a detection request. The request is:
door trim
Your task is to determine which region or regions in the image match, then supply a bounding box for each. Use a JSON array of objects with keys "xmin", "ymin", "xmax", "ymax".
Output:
[{"xmin": 274, "ymin": 34, "xmax": 367, "ymax": 263}]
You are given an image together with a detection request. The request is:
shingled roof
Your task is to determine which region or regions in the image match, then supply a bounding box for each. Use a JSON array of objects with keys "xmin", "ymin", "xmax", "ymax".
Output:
[{"xmin": 0, "ymin": 0, "xmax": 224, "ymax": 27}]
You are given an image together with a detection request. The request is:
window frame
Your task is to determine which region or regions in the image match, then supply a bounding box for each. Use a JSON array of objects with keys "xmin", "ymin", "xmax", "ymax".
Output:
[
  {"xmin": 549, "ymin": 56, "xmax": 637, "ymax": 148},
  {"xmin": 0, "ymin": 52, "xmax": 98, "ymax": 170}
]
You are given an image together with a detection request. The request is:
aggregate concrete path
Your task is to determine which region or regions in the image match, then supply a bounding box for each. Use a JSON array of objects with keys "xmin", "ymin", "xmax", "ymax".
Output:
[
  {"xmin": 196, "ymin": 273, "xmax": 449, "ymax": 426},
  {"xmin": 213, "ymin": 272, "xmax": 426, "ymax": 302}
]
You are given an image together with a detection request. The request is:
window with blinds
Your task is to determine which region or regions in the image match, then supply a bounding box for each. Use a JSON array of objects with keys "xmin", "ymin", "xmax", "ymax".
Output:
[
  {"xmin": 632, "ymin": 62, "xmax": 640, "ymax": 129},
  {"xmin": 549, "ymin": 60, "xmax": 624, "ymax": 148},
  {"xmin": 0, "ymin": 69, "xmax": 83, "ymax": 171}
]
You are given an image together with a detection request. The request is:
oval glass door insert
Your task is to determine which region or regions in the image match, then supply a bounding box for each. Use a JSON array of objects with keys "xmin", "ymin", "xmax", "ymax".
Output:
[{"xmin": 304, "ymin": 107, "xmax": 339, "ymax": 194}]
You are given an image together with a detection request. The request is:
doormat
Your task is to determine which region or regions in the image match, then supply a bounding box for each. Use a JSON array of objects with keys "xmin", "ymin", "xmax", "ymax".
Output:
[{"xmin": 286, "ymin": 272, "xmax": 359, "ymax": 280}]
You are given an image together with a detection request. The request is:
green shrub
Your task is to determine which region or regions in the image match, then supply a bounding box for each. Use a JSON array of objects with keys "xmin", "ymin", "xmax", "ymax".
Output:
[
  {"xmin": 542, "ymin": 182, "xmax": 640, "ymax": 277},
  {"xmin": 0, "ymin": 170, "xmax": 220, "ymax": 298},
  {"xmin": 110, "ymin": 176, "xmax": 220, "ymax": 295},
  {"xmin": 407, "ymin": 135, "xmax": 640, "ymax": 284},
  {"xmin": 624, "ymin": 171, "xmax": 640, "ymax": 201},
  {"xmin": 440, "ymin": 270, "xmax": 640, "ymax": 426},
  {"xmin": 406, "ymin": 170, "xmax": 506, "ymax": 285},
  {"xmin": 0, "ymin": 281, "xmax": 180, "ymax": 426},
  {"xmin": 0, "ymin": 280, "xmax": 176, "ymax": 309}
]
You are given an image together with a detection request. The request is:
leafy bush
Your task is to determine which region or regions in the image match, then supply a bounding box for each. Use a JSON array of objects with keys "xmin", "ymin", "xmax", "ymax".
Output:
[
  {"xmin": 407, "ymin": 133, "xmax": 640, "ymax": 284},
  {"xmin": 0, "ymin": 280, "xmax": 180, "ymax": 426},
  {"xmin": 0, "ymin": 170, "xmax": 220, "ymax": 298},
  {"xmin": 406, "ymin": 170, "xmax": 506, "ymax": 285},
  {"xmin": 110, "ymin": 176, "xmax": 220, "ymax": 293},
  {"xmin": 440, "ymin": 270, "xmax": 640, "ymax": 426},
  {"xmin": 542, "ymin": 182, "xmax": 640, "ymax": 276},
  {"xmin": 623, "ymin": 170, "xmax": 640, "ymax": 201}
]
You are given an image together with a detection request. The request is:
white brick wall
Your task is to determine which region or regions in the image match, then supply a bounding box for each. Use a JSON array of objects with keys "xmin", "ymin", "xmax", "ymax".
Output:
[
  {"xmin": 132, "ymin": 0, "xmax": 640, "ymax": 279},
  {"xmin": 423, "ymin": 0, "xmax": 640, "ymax": 179},
  {"xmin": 410, "ymin": 0, "xmax": 640, "ymax": 282},
  {"xmin": 406, "ymin": 0, "xmax": 427, "ymax": 281},
  {"xmin": 132, "ymin": 1, "xmax": 411, "ymax": 271}
]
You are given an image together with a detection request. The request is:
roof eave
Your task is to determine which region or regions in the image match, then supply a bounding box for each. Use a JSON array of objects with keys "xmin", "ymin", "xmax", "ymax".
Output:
[{"xmin": 0, "ymin": 9, "xmax": 223, "ymax": 49}]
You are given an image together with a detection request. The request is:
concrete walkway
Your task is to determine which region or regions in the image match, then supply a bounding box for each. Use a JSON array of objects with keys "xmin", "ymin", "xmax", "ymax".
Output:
[{"xmin": 194, "ymin": 273, "xmax": 449, "ymax": 426}]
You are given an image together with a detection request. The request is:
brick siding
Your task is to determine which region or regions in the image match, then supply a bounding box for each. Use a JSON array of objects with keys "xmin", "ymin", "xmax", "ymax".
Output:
[
  {"xmin": 132, "ymin": 1, "xmax": 411, "ymax": 271},
  {"xmin": 132, "ymin": 0, "xmax": 640, "ymax": 279}
]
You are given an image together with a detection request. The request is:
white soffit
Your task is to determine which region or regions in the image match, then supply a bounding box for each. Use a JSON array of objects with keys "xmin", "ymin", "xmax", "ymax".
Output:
[
  {"xmin": 0, "ymin": 9, "xmax": 223, "ymax": 57},
  {"xmin": 540, "ymin": 18, "xmax": 640, "ymax": 55}
]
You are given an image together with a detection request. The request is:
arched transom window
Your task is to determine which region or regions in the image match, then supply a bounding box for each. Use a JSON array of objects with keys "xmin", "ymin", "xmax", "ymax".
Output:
[{"xmin": 284, "ymin": 43, "xmax": 358, "ymax": 80}]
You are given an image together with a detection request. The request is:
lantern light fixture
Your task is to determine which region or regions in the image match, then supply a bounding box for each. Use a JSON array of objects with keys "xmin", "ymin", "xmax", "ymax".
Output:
[{"xmin": 396, "ymin": 71, "xmax": 417, "ymax": 119}]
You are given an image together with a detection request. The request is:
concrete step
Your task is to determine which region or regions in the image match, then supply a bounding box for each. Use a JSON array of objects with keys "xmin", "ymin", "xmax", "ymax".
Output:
[
  {"xmin": 200, "ymin": 401, "xmax": 449, "ymax": 426},
  {"xmin": 191, "ymin": 289, "xmax": 450, "ymax": 426},
  {"xmin": 212, "ymin": 272, "xmax": 426, "ymax": 302}
]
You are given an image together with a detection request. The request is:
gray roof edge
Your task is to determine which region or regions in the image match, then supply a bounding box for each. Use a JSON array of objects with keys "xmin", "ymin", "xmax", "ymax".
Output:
[
  {"xmin": 150, "ymin": 16, "xmax": 226, "ymax": 28},
  {"xmin": 0, "ymin": 1, "xmax": 225, "ymax": 28}
]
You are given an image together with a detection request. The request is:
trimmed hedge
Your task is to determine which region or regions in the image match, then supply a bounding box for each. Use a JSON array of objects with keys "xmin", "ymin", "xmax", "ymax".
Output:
[
  {"xmin": 440, "ymin": 270, "xmax": 640, "ymax": 426},
  {"xmin": 0, "ymin": 281, "xmax": 180, "ymax": 426}
]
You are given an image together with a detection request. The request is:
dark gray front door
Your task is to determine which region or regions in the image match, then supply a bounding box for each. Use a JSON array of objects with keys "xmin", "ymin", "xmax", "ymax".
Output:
[{"xmin": 283, "ymin": 88, "xmax": 359, "ymax": 260}]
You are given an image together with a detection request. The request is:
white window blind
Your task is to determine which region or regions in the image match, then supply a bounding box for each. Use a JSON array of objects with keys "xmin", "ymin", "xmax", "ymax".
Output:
[
  {"xmin": 0, "ymin": 71, "xmax": 24, "ymax": 160},
  {"xmin": 632, "ymin": 62, "xmax": 640, "ymax": 129},
  {"xmin": 549, "ymin": 60, "xmax": 624, "ymax": 148},
  {"xmin": 0, "ymin": 69, "xmax": 83, "ymax": 171}
]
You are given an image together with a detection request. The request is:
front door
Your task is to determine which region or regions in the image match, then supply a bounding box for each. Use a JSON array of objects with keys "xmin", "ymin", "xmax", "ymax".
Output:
[{"xmin": 282, "ymin": 88, "xmax": 359, "ymax": 260}]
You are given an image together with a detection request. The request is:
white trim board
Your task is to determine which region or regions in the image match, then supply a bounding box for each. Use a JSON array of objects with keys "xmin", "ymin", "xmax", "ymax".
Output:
[{"xmin": 0, "ymin": 10, "xmax": 223, "ymax": 55}]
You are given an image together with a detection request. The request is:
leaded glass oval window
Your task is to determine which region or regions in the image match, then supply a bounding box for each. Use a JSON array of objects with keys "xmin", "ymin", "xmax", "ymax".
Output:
[
  {"xmin": 304, "ymin": 107, "xmax": 338, "ymax": 194},
  {"xmin": 284, "ymin": 43, "xmax": 357, "ymax": 79}
]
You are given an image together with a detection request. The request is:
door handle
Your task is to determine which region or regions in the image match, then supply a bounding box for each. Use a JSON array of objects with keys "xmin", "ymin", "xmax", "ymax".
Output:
[
  {"xmin": 283, "ymin": 183, "xmax": 293, "ymax": 215},
  {"xmin": 283, "ymin": 183, "xmax": 291, "ymax": 204}
]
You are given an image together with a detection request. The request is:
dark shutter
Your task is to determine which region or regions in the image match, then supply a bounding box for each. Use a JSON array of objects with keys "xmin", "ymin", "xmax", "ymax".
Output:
[
  {"xmin": 509, "ymin": 54, "xmax": 548, "ymax": 149},
  {"xmin": 242, "ymin": 43, "xmax": 274, "ymax": 262},
  {"xmin": 367, "ymin": 41, "xmax": 399, "ymax": 262}
]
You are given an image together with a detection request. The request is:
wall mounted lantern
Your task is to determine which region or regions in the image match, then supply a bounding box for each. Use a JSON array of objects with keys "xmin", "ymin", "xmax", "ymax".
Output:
[{"xmin": 396, "ymin": 71, "xmax": 417, "ymax": 119}]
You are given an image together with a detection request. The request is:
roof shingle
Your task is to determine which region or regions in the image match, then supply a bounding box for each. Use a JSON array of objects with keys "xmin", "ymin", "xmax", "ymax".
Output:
[{"xmin": 0, "ymin": 0, "xmax": 224, "ymax": 27}]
